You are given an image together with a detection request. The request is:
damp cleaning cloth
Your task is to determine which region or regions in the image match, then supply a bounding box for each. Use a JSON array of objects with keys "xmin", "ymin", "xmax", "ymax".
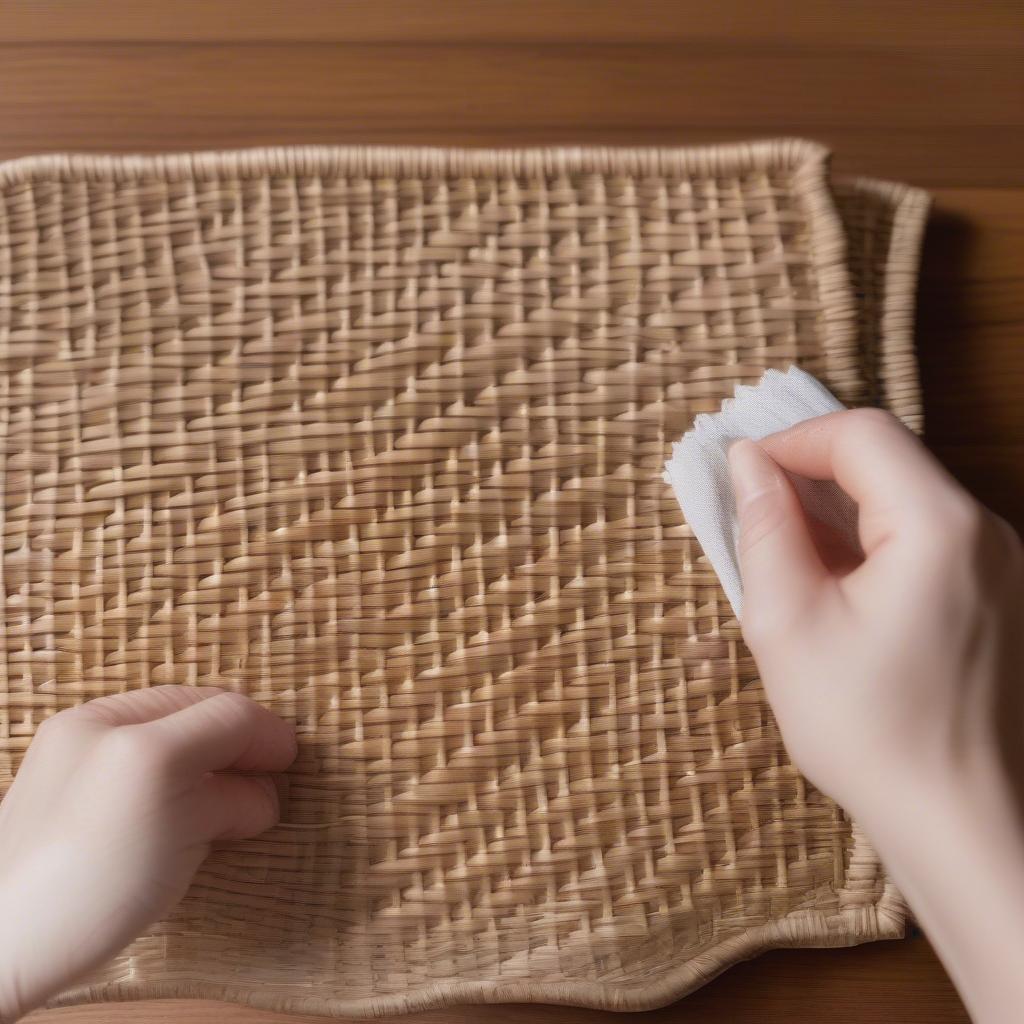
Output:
[{"xmin": 663, "ymin": 366, "xmax": 860, "ymax": 618}]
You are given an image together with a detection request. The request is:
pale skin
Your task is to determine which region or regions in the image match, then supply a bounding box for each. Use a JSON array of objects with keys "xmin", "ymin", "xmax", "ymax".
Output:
[
  {"xmin": 731, "ymin": 409, "xmax": 1024, "ymax": 1024},
  {"xmin": 0, "ymin": 688, "xmax": 297, "ymax": 1022},
  {"xmin": 0, "ymin": 408, "xmax": 1021, "ymax": 1021}
]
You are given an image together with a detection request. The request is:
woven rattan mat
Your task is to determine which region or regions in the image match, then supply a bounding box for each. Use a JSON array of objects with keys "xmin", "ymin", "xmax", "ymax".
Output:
[{"xmin": 0, "ymin": 142, "xmax": 929, "ymax": 1016}]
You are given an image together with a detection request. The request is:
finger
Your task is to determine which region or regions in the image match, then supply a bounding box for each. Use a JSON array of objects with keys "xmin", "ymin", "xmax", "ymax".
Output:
[
  {"xmin": 73, "ymin": 685, "xmax": 226, "ymax": 727},
  {"xmin": 195, "ymin": 773, "xmax": 282, "ymax": 841},
  {"xmin": 729, "ymin": 439, "xmax": 829, "ymax": 622},
  {"xmin": 757, "ymin": 409, "xmax": 960, "ymax": 552},
  {"xmin": 143, "ymin": 691, "xmax": 297, "ymax": 773}
]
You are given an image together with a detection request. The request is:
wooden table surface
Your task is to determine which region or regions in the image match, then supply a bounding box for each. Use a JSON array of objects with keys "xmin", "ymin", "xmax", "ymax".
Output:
[{"xmin": 8, "ymin": 2, "xmax": 1022, "ymax": 1021}]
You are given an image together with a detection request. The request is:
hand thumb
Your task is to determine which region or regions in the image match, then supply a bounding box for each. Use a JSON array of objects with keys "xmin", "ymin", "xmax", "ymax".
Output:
[{"xmin": 729, "ymin": 439, "xmax": 826, "ymax": 623}]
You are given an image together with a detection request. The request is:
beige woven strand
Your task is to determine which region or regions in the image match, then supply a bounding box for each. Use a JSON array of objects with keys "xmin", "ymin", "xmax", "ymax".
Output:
[
  {"xmin": 0, "ymin": 142, "xmax": 928, "ymax": 1017},
  {"xmin": 835, "ymin": 177, "xmax": 930, "ymax": 430}
]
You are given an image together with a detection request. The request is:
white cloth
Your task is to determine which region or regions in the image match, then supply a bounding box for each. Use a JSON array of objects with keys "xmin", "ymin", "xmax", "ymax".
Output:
[{"xmin": 662, "ymin": 366, "xmax": 859, "ymax": 619}]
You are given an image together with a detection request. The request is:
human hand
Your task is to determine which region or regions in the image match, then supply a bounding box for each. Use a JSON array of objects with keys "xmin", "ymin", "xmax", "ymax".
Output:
[
  {"xmin": 0, "ymin": 686, "xmax": 296, "ymax": 1022},
  {"xmin": 729, "ymin": 408, "xmax": 1024, "ymax": 1023},
  {"xmin": 728, "ymin": 408, "xmax": 1023, "ymax": 821}
]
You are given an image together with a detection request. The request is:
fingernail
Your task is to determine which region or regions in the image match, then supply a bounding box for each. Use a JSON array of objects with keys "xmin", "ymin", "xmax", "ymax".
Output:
[{"xmin": 728, "ymin": 439, "xmax": 781, "ymax": 516}]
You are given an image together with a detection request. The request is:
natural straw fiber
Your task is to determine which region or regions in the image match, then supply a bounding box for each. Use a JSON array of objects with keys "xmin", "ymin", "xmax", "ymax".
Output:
[
  {"xmin": 834, "ymin": 178, "xmax": 930, "ymax": 432},
  {"xmin": 0, "ymin": 142, "xmax": 928, "ymax": 1016}
]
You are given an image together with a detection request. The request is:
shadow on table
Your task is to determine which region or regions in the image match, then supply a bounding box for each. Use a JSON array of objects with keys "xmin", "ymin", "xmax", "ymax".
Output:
[{"xmin": 916, "ymin": 205, "xmax": 1024, "ymax": 527}]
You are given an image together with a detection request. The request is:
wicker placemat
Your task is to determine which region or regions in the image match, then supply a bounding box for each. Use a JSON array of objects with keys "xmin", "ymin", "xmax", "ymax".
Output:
[{"xmin": 0, "ymin": 142, "xmax": 928, "ymax": 1016}]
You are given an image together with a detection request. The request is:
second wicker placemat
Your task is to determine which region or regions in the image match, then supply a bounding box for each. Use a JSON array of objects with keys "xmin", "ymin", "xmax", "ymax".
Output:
[{"xmin": 0, "ymin": 142, "xmax": 928, "ymax": 1016}]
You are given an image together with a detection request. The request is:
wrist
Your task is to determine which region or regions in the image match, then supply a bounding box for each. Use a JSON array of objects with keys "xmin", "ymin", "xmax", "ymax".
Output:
[
  {"xmin": 838, "ymin": 721, "xmax": 1013, "ymax": 837},
  {"xmin": 850, "ymin": 746, "xmax": 1024, "ymax": 1023}
]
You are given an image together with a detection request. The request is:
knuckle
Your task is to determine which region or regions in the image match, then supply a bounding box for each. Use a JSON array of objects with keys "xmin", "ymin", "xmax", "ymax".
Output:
[
  {"xmin": 844, "ymin": 406, "xmax": 901, "ymax": 437},
  {"xmin": 199, "ymin": 691, "xmax": 259, "ymax": 735},
  {"xmin": 840, "ymin": 407, "xmax": 907, "ymax": 456},
  {"xmin": 208, "ymin": 690, "xmax": 254, "ymax": 719},
  {"xmin": 102, "ymin": 726, "xmax": 172, "ymax": 774},
  {"xmin": 221, "ymin": 690, "xmax": 255, "ymax": 711},
  {"xmin": 931, "ymin": 492, "xmax": 987, "ymax": 541},
  {"xmin": 33, "ymin": 708, "xmax": 80, "ymax": 743}
]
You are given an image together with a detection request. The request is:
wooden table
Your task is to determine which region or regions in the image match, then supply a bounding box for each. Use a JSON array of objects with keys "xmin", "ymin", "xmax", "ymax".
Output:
[{"xmin": 8, "ymin": 2, "xmax": 1021, "ymax": 1020}]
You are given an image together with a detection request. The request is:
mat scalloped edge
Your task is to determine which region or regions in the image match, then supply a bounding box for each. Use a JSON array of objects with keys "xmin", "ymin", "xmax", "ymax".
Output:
[{"xmin": 0, "ymin": 141, "xmax": 930, "ymax": 1016}]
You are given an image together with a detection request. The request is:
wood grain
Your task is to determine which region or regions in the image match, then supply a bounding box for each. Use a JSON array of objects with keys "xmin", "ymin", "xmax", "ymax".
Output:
[
  {"xmin": 4, "ymin": 1, "xmax": 1020, "ymax": 1020},
  {"xmin": 0, "ymin": 39, "xmax": 1020, "ymax": 185},
  {"xmin": 2, "ymin": 0, "xmax": 1021, "ymax": 47}
]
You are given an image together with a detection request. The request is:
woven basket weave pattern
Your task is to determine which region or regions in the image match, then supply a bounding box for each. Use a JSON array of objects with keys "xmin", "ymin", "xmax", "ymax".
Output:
[{"xmin": 0, "ymin": 143, "xmax": 926, "ymax": 1016}]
